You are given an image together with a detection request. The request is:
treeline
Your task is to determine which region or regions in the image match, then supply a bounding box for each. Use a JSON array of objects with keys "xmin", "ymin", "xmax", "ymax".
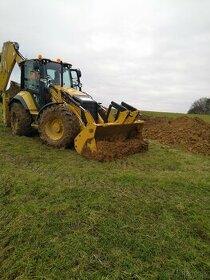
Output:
[{"xmin": 188, "ymin": 97, "xmax": 210, "ymax": 114}]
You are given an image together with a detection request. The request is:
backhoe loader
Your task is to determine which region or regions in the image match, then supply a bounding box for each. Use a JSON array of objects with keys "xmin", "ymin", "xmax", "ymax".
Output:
[{"xmin": 0, "ymin": 41, "xmax": 146, "ymax": 160}]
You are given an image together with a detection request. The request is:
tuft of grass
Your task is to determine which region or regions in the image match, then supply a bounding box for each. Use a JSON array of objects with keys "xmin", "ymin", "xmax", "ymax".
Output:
[{"xmin": 0, "ymin": 105, "xmax": 210, "ymax": 279}]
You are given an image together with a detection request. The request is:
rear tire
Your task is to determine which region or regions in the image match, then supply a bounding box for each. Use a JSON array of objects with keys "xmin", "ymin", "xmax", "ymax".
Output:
[
  {"xmin": 10, "ymin": 102, "xmax": 32, "ymax": 136},
  {"xmin": 38, "ymin": 105, "xmax": 80, "ymax": 148}
]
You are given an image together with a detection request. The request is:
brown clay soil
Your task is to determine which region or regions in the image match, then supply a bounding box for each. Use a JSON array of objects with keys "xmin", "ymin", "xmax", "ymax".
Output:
[
  {"xmin": 143, "ymin": 116, "xmax": 210, "ymax": 156},
  {"xmin": 82, "ymin": 137, "xmax": 148, "ymax": 162},
  {"xmin": 81, "ymin": 116, "xmax": 210, "ymax": 161},
  {"xmin": 6, "ymin": 81, "xmax": 21, "ymax": 99}
]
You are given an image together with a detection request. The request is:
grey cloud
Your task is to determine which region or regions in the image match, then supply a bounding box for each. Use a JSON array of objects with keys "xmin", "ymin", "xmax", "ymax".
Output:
[{"xmin": 1, "ymin": 0, "xmax": 210, "ymax": 113}]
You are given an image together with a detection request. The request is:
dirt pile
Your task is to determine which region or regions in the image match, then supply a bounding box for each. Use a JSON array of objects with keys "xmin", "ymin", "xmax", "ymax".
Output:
[
  {"xmin": 143, "ymin": 116, "xmax": 210, "ymax": 155},
  {"xmin": 82, "ymin": 137, "xmax": 148, "ymax": 162},
  {"xmin": 6, "ymin": 81, "xmax": 21, "ymax": 99}
]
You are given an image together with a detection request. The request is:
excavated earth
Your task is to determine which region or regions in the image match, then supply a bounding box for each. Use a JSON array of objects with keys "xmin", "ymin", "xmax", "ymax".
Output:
[
  {"xmin": 82, "ymin": 137, "xmax": 148, "ymax": 162},
  {"xmin": 143, "ymin": 116, "xmax": 210, "ymax": 156},
  {"xmin": 82, "ymin": 116, "xmax": 210, "ymax": 161}
]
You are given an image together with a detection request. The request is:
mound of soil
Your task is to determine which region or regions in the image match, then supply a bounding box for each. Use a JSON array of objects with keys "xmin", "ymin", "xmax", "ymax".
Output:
[
  {"xmin": 82, "ymin": 137, "xmax": 148, "ymax": 162},
  {"xmin": 143, "ymin": 116, "xmax": 210, "ymax": 155},
  {"xmin": 6, "ymin": 81, "xmax": 21, "ymax": 99}
]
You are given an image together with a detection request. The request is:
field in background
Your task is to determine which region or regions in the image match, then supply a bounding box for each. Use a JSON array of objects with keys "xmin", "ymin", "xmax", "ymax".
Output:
[
  {"xmin": 142, "ymin": 110, "xmax": 210, "ymax": 123},
  {"xmin": 0, "ymin": 105, "xmax": 210, "ymax": 279}
]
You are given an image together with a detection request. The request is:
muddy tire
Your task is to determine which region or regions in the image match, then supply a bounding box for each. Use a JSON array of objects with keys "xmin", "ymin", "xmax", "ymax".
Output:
[
  {"xmin": 38, "ymin": 105, "xmax": 80, "ymax": 148},
  {"xmin": 10, "ymin": 102, "xmax": 32, "ymax": 136}
]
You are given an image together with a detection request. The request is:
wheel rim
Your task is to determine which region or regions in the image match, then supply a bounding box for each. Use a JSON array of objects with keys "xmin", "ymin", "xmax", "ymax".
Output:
[{"xmin": 45, "ymin": 118, "xmax": 64, "ymax": 141}]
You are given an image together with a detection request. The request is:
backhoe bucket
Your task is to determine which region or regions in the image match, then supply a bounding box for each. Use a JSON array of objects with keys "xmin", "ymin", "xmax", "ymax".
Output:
[{"xmin": 74, "ymin": 120, "xmax": 147, "ymax": 161}]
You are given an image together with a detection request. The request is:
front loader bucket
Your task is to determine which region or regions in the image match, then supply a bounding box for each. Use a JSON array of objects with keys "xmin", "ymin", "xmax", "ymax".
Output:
[{"xmin": 74, "ymin": 120, "xmax": 148, "ymax": 161}]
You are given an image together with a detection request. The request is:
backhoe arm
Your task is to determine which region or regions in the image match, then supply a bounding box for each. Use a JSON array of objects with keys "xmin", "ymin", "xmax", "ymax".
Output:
[
  {"xmin": 0, "ymin": 41, "xmax": 24, "ymax": 125},
  {"xmin": 0, "ymin": 41, "xmax": 24, "ymax": 92}
]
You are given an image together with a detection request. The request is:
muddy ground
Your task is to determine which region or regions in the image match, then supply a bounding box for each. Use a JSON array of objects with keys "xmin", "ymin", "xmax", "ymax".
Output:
[
  {"xmin": 143, "ymin": 116, "xmax": 210, "ymax": 156},
  {"xmin": 84, "ymin": 116, "xmax": 210, "ymax": 161},
  {"xmin": 83, "ymin": 137, "xmax": 148, "ymax": 162}
]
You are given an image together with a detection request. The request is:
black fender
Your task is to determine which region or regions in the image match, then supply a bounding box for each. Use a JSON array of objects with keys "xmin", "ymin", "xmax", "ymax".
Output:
[
  {"xmin": 9, "ymin": 96, "xmax": 29, "ymax": 110},
  {"xmin": 37, "ymin": 102, "xmax": 63, "ymax": 120}
]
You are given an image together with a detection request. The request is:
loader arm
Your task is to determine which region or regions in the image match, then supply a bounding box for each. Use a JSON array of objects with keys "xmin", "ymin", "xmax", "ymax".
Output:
[{"xmin": 0, "ymin": 41, "xmax": 25, "ymax": 124}]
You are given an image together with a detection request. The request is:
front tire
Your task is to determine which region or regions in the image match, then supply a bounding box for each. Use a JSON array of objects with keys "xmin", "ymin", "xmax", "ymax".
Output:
[
  {"xmin": 10, "ymin": 102, "xmax": 32, "ymax": 136},
  {"xmin": 38, "ymin": 105, "xmax": 80, "ymax": 148}
]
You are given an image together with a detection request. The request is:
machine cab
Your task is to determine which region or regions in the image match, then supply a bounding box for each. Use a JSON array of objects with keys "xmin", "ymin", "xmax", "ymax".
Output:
[{"xmin": 20, "ymin": 59, "xmax": 82, "ymax": 109}]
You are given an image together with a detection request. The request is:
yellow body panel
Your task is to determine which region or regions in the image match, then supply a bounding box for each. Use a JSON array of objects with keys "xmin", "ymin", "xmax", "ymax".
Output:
[
  {"xmin": 61, "ymin": 86, "xmax": 87, "ymax": 97},
  {"xmin": 74, "ymin": 123, "xmax": 97, "ymax": 154},
  {"xmin": 17, "ymin": 91, "xmax": 38, "ymax": 115}
]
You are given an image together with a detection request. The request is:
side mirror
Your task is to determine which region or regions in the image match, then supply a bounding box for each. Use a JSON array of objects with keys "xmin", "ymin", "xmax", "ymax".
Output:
[
  {"xmin": 40, "ymin": 78, "xmax": 47, "ymax": 84},
  {"xmin": 77, "ymin": 69, "xmax": 82, "ymax": 78},
  {"xmin": 40, "ymin": 76, "xmax": 52, "ymax": 87}
]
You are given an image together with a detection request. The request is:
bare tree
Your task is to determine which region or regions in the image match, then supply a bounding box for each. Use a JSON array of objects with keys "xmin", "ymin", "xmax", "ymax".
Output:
[{"xmin": 188, "ymin": 97, "xmax": 210, "ymax": 114}]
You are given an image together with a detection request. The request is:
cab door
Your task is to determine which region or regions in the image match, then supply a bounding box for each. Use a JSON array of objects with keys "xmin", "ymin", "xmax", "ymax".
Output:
[{"xmin": 21, "ymin": 60, "xmax": 45, "ymax": 109}]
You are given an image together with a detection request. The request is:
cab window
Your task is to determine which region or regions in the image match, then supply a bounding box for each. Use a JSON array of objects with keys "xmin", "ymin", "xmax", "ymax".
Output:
[
  {"xmin": 23, "ymin": 60, "xmax": 40, "ymax": 93},
  {"xmin": 45, "ymin": 62, "xmax": 61, "ymax": 85},
  {"xmin": 63, "ymin": 69, "xmax": 71, "ymax": 87}
]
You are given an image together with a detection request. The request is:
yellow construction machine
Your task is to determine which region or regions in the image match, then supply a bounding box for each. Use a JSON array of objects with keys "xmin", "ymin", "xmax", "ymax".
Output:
[{"xmin": 0, "ymin": 41, "xmax": 145, "ymax": 159}]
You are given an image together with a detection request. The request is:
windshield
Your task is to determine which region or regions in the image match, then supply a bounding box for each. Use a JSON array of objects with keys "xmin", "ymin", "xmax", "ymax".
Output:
[
  {"xmin": 44, "ymin": 61, "xmax": 80, "ymax": 89},
  {"xmin": 45, "ymin": 62, "xmax": 62, "ymax": 85}
]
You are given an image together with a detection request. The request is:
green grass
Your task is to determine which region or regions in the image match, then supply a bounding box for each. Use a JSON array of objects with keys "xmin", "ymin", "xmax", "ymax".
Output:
[
  {"xmin": 0, "ymin": 108, "xmax": 210, "ymax": 279},
  {"xmin": 142, "ymin": 110, "xmax": 210, "ymax": 123}
]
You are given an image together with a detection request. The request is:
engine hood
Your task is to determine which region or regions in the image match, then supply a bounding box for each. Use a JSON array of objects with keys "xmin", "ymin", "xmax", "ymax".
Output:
[{"xmin": 53, "ymin": 85, "xmax": 90, "ymax": 98}]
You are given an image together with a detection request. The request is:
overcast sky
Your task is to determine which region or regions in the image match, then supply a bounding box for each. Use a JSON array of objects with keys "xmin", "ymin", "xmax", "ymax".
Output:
[{"xmin": 1, "ymin": 0, "xmax": 210, "ymax": 112}]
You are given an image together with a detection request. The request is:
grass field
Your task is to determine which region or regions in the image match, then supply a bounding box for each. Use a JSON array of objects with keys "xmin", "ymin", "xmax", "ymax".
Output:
[
  {"xmin": 142, "ymin": 111, "xmax": 210, "ymax": 123},
  {"xmin": 0, "ymin": 108, "xmax": 210, "ymax": 279}
]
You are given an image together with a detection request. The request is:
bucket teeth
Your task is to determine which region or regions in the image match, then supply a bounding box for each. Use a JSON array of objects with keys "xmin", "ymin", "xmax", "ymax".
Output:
[{"xmin": 106, "ymin": 101, "xmax": 139, "ymax": 124}]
